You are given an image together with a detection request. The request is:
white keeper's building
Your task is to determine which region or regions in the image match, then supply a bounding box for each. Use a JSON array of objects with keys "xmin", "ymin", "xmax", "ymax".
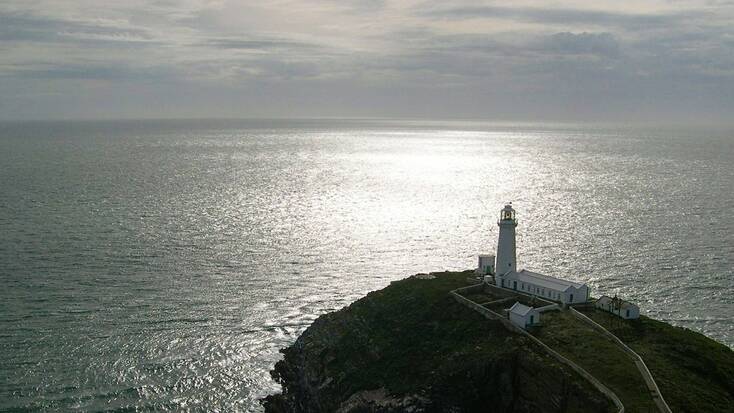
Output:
[
  {"xmin": 500, "ymin": 270, "xmax": 589, "ymax": 304},
  {"xmin": 482, "ymin": 203, "xmax": 590, "ymax": 305}
]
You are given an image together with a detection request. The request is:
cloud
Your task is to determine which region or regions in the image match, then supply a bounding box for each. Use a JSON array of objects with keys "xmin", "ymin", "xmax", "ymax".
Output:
[
  {"xmin": 5, "ymin": 63, "xmax": 175, "ymax": 81},
  {"xmin": 542, "ymin": 32, "xmax": 621, "ymax": 58},
  {"xmin": 0, "ymin": 0, "xmax": 732, "ymax": 122},
  {"xmin": 0, "ymin": 12, "xmax": 155, "ymax": 44},
  {"xmin": 202, "ymin": 38, "xmax": 321, "ymax": 51},
  {"xmin": 418, "ymin": 4, "xmax": 699, "ymax": 31}
]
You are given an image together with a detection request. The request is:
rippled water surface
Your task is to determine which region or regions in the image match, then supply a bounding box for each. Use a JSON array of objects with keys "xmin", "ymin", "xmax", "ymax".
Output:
[{"xmin": 1, "ymin": 119, "xmax": 732, "ymax": 411}]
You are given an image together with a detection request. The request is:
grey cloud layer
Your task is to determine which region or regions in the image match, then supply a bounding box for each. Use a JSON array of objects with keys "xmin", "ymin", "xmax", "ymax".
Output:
[
  {"xmin": 1, "ymin": 1, "xmax": 732, "ymax": 122},
  {"xmin": 419, "ymin": 5, "xmax": 697, "ymax": 30},
  {"xmin": 0, "ymin": 13, "xmax": 155, "ymax": 44}
]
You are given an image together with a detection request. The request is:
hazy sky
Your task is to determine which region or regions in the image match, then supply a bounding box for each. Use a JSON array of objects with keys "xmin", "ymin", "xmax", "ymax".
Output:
[{"xmin": 1, "ymin": 1, "xmax": 733, "ymax": 123}]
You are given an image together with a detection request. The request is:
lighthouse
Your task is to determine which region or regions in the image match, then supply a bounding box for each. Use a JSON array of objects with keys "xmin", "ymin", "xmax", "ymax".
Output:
[
  {"xmin": 495, "ymin": 203, "xmax": 517, "ymax": 284},
  {"xmin": 477, "ymin": 203, "xmax": 591, "ymax": 305}
]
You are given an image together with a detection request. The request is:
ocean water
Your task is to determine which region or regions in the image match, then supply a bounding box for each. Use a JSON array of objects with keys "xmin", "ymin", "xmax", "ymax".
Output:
[{"xmin": 1, "ymin": 119, "xmax": 732, "ymax": 411}]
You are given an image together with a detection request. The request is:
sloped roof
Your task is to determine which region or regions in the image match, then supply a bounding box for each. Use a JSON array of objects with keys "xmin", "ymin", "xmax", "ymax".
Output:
[
  {"xmin": 596, "ymin": 295, "xmax": 639, "ymax": 310},
  {"xmin": 620, "ymin": 301, "xmax": 638, "ymax": 310},
  {"xmin": 508, "ymin": 269, "xmax": 585, "ymax": 291},
  {"xmin": 508, "ymin": 302, "xmax": 534, "ymax": 316},
  {"xmin": 597, "ymin": 295, "xmax": 613, "ymax": 305}
]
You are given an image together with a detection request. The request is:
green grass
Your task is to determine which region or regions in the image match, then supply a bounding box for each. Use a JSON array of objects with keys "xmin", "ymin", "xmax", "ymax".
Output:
[
  {"xmin": 269, "ymin": 271, "xmax": 734, "ymax": 412},
  {"xmin": 508, "ymin": 293, "xmax": 547, "ymax": 307},
  {"xmin": 461, "ymin": 292, "xmax": 497, "ymax": 304},
  {"xmin": 579, "ymin": 308, "xmax": 734, "ymax": 413},
  {"xmin": 326, "ymin": 272, "xmax": 519, "ymax": 395},
  {"xmin": 485, "ymin": 301, "xmax": 513, "ymax": 314},
  {"xmin": 534, "ymin": 311, "xmax": 657, "ymax": 413},
  {"xmin": 464, "ymin": 287, "xmax": 549, "ymax": 314},
  {"xmin": 267, "ymin": 271, "xmax": 616, "ymax": 412}
]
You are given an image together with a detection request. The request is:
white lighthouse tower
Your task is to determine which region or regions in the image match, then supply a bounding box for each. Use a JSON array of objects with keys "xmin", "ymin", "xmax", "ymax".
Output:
[
  {"xmin": 495, "ymin": 203, "xmax": 517, "ymax": 285},
  {"xmin": 479, "ymin": 202, "xmax": 591, "ymax": 305}
]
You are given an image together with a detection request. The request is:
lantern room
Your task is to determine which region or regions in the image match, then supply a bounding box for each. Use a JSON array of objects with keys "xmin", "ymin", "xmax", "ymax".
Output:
[{"xmin": 499, "ymin": 203, "xmax": 516, "ymax": 222}]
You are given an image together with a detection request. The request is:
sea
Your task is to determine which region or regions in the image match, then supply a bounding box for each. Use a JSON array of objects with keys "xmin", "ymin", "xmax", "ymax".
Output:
[{"xmin": 1, "ymin": 119, "xmax": 732, "ymax": 411}]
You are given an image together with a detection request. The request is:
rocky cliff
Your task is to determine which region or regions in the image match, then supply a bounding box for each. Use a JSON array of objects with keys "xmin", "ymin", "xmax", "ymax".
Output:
[
  {"xmin": 262, "ymin": 271, "xmax": 734, "ymax": 413},
  {"xmin": 262, "ymin": 271, "xmax": 612, "ymax": 412}
]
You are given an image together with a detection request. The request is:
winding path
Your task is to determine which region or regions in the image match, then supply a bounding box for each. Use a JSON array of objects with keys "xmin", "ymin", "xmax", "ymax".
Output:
[
  {"xmin": 450, "ymin": 284, "xmax": 625, "ymax": 413},
  {"xmin": 452, "ymin": 280, "xmax": 675, "ymax": 413},
  {"xmin": 569, "ymin": 308, "xmax": 672, "ymax": 413}
]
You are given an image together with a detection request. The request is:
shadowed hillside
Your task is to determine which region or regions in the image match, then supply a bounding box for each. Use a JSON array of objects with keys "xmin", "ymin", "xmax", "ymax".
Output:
[{"xmin": 262, "ymin": 271, "xmax": 734, "ymax": 412}]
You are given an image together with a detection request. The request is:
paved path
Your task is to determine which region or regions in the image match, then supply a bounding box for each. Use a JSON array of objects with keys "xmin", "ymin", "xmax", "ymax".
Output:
[
  {"xmin": 570, "ymin": 308, "xmax": 672, "ymax": 413},
  {"xmin": 458, "ymin": 281, "xmax": 671, "ymax": 413},
  {"xmin": 450, "ymin": 285, "xmax": 625, "ymax": 413}
]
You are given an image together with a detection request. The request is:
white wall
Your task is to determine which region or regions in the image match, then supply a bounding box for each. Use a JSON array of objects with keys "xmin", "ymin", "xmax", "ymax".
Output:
[
  {"xmin": 509, "ymin": 311, "xmax": 526, "ymax": 329},
  {"xmin": 496, "ymin": 222, "xmax": 516, "ymax": 275},
  {"xmin": 478, "ymin": 255, "xmax": 495, "ymax": 275},
  {"xmin": 595, "ymin": 300, "xmax": 640, "ymax": 319},
  {"xmin": 565, "ymin": 286, "xmax": 588, "ymax": 304},
  {"xmin": 509, "ymin": 310, "xmax": 540, "ymax": 329},
  {"xmin": 501, "ymin": 273, "xmax": 590, "ymax": 304},
  {"xmin": 621, "ymin": 306, "xmax": 640, "ymax": 319}
]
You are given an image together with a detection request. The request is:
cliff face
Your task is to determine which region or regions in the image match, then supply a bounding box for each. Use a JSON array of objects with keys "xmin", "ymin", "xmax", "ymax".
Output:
[{"xmin": 262, "ymin": 272, "xmax": 612, "ymax": 413}]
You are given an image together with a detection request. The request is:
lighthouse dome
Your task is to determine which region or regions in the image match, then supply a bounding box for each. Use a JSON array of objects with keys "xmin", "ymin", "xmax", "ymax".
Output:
[{"xmin": 500, "ymin": 203, "xmax": 516, "ymax": 222}]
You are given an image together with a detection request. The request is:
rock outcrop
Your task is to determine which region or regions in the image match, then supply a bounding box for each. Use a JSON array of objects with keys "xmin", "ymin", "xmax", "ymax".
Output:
[{"xmin": 262, "ymin": 272, "xmax": 612, "ymax": 413}]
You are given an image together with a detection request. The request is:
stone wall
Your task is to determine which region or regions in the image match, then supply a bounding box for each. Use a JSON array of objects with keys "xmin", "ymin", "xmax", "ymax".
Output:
[
  {"xmin": 570, "ymin": 308, "xmax": 671, "ymax": 413},
  {"xmin": 450, "ymin": 285, "xmax": 521, "ymax": 333},
  {"xmin": 451, "ymin": 285, "xmax": 625, "ymax": 413}
]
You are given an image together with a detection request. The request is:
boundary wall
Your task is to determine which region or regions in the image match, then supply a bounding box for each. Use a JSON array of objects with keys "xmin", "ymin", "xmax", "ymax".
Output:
[
  {"xmin": 450, "ymin": 285, "xmax": 625, "ymax": 413},
  {"xmin": 570, "ymin": 308, "xmax": 671, "ymax": 413}
]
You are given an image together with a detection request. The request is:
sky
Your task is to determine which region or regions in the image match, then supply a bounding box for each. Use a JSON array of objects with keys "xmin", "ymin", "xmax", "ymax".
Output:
[{"xmin": 1, "ymin": 0, "xmax": 733, "ymax": 123}]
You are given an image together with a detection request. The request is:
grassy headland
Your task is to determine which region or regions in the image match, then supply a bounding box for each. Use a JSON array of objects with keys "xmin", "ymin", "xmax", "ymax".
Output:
[
  {"xmin": 263, "ymin": 271, "xmax": 733, "ymax": 412},
  {"xmin": 533, "ymin": 310, "xmax": 656, "ymax": 413},
  {"xmin": 578, "ymin": 307, "xmax": 734, "ymax": 413}
]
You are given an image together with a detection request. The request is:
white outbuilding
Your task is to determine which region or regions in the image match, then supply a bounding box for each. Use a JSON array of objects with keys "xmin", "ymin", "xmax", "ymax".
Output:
[
  {"xmin": 508, "ymin": 302, "xmax": 540, "ymax": 329},
  {"xmin": 477, "ymin": 254, "xmax": 495, "ymax": 276},
  {"xmin": 595, "ymin": 295, "xmax": 640, "ymax": 319}
]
